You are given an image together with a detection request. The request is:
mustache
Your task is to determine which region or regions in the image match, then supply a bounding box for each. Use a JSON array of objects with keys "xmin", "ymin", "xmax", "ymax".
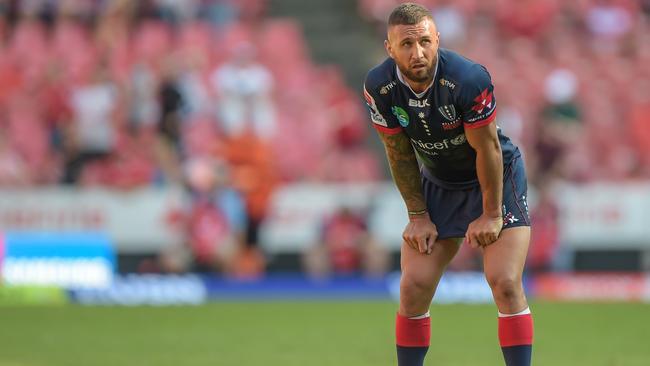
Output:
[{"xmin": 403, "ymin": 64, "xmax": 435, "ymax": 80}]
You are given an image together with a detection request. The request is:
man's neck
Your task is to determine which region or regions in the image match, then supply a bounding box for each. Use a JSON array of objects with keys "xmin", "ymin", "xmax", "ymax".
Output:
[
  {"xmin": 396, "ymin": 71, "xmax": 434, "ymax": 98},
  {"xmin": 407, "ymin": 79, "xmax": 433, "ymax": 94}
]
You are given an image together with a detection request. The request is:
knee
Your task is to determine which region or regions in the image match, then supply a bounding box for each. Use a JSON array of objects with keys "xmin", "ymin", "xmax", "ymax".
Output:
[
  {"xmin": 487, "ymin": 275, "xmax": 523, "ymax": 303},
  {"xmin": 401, "ymin": 273, "xmax": 435, "ymax": 295},
  {"xmin": 399, "ymin": 274, "xmax": 436, "ymax": 316}
]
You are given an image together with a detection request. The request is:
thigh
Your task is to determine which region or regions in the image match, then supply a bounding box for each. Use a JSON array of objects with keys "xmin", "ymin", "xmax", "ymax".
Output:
[
  {"xmin": 401, "ymin": 237, "xmax": 462, "ymax": 287},
  {"xmin": 482, "ymin": 226, "xmax": 530, "ymax": 283}
]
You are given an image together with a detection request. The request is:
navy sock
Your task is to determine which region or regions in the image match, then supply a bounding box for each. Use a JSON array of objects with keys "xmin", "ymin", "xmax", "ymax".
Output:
[
  {"xmin": 498, "ymin": 311, "xmax": 533, "ymax": 366},
  {"xmin": 396, "ymin": 345, "xmax": 429, "ymax": 366},
  {"xmin": 501, "ymin": 345, "xmax": 532, "ymax": 366}
]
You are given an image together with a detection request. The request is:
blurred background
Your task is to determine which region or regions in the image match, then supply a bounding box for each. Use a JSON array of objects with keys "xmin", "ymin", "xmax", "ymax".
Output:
[
  {"xmin": 0, "ymin": 0, "xmax": 649, "ymax": 305},
  {"xmin": 2, "ymin": 1, "xmax": 650, "ymax": 365}
]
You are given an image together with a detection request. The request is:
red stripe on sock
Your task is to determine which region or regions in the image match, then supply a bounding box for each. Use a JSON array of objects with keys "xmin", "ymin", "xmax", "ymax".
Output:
[
  {"xmin": 396, "ymin": 313, "xmax": 431, "ymax": 347},
  {"xmin": 498, "ymin": 314, "xmax": 534, "ymax": 347}
]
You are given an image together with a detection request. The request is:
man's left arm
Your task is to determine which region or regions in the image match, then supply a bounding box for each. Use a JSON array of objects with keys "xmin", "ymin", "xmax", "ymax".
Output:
[
  {"xmin": 458, "ymin": 64, "xmax": 503, "ymax": 247},
  {"xmin": 465, "ymin": 122, "xmax": 503, "ymax": 247}
]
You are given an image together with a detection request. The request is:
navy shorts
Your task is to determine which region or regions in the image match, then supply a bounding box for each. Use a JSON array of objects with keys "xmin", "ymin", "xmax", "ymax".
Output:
[{"xmin": 421, "ymin": 156, "xmax": 530, "ymax": 240}]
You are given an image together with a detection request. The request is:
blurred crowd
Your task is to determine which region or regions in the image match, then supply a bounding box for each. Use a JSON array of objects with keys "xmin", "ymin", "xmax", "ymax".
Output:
[
  {"xmin": 0, "ymin": 0, "xmax": 380, "ymax": 277},
  {"xmin": 1, "ymin": 0, "xmax": 649, "ymax": 277},
  {"xmin": 360, "ymin": 0, "xmax": 650, "ymax": 272}
]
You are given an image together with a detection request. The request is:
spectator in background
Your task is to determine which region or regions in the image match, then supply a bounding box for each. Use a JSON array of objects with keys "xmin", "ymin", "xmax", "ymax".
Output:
[
  {"xmin": 128, "ymin": 62, "xmax": 160, "ymax": 132},
  {"xmin": 166, "ymin": 156, "xmax": 246, "ymax": 274},
  {"xmin": 177, "ymin": 52, "xmax": 211, "ymax": 119},
  {"xmin": 152, "ymin": 60, "xmax": 184, "ymax": 184},
  {"xmin": 211, "ymin": 42, "xmax": 276, "ymax": 139},
  {"xmin": 222, "ymin": 130, "xmax": 277, "ymax": 277},
  {"xmin": 541, "ymin": 68, "xmax": 581, "ymax": 123},
  {"xmin": 529, "ymin": 121, "xmax": 567, "ymax": 185},
  {"xmin": 0, "ymin": 129, "xmax": 29, "ymax": 186},
  {"xmin": 39, "ymin": 65, "xmax": 72, "ymax": 155},
  {"xmin": 63, "ymin": 65, "xmax": 119, "ymax": 184},
  {"xmin": 535, "ymin": 69, "xmax": 582, "ymax": 180},
  {"xmin": 431, "ymin": 0, "xmax": 466, "ymax": 47},
  {"xmin": 158, "ymin": 60, "xmax": 184, "ymax": 150},
  {"xmin": 585, "ymin": 0, "xmax": 633, "ymax": 47},
  {"xmin": 303, "ymin": 206, "xmax": 389, "ymax": 279},
  {"xmin": 628, "ymin": 78, "xmax": 650, "ymax": 177}
]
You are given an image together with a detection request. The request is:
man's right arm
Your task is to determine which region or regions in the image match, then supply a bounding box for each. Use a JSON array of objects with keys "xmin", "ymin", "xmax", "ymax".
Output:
[
  {"xmin": 377, "ymin": 130, "xmax": 437, "ymax": 254},
  {"xmin": 363, "ymin": 78, "xmax": 437, "ymax": 253},
  {"xmin": 377, "ymin": 130, "xmax": 427, "ymax": 215}
]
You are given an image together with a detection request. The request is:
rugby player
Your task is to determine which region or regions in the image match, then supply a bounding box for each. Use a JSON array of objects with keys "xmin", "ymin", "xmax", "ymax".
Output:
[{"xmin": 363, "ymin": 3, "xmax": 533, "ymax": 366}]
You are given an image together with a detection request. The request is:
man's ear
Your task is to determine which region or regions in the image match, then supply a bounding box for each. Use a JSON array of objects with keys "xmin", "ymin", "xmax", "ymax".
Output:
[{"xmin": 384, "ymin": 39, "xmax": 394, "ymax": 59}]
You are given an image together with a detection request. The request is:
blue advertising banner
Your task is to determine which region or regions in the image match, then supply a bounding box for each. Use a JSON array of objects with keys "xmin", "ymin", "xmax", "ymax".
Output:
[{"xmin": 1, "ymin": 232, "xmax": 115, "ymax": 289}]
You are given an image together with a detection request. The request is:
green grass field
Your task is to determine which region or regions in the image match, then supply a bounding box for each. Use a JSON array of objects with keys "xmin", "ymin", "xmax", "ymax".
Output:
[{"xmin": 0, "ymin": 301, "xmax": 648, "ymax": 366}]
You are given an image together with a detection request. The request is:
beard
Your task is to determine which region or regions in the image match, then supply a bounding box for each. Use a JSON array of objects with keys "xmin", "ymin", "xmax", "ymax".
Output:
[{"xmin": 398, "ymin": 60, "xmax": 436, "ymax": 84}]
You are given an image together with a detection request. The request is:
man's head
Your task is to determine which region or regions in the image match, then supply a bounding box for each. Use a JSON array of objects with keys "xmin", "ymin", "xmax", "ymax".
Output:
[{"xmin": 385, "ymin": 3, "xmax": 439, "ymax": 86}]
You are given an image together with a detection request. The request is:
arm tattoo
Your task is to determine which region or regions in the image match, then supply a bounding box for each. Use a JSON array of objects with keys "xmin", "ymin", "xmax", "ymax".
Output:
[{"xmin": 379, "ymin": 131, "xmax": 426, "ymax": 212}]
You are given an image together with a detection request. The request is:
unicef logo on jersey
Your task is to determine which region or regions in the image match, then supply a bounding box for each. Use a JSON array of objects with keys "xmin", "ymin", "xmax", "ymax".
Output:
[
  {"xmin": 391, "ymin": 106, "xmax": 410, "ymax": 127},
  {"xmin": 450, "ymin": 134, "xmax": 466, "ymax": 145}
]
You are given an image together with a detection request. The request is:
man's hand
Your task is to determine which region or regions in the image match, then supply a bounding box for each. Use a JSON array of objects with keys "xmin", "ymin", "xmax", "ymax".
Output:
[
  {"xmin": 465, "ymin": 213, "xmax": 503, "ymax": 248},
  {"xmin": 403, "ymin": 214, "xmax": 438, "ymax": 255}
]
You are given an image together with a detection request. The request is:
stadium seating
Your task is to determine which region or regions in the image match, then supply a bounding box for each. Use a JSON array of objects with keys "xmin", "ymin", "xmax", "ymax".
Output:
[{"xmin": 0, "ymin": 1, "xmax": 380, "ymax": 186}]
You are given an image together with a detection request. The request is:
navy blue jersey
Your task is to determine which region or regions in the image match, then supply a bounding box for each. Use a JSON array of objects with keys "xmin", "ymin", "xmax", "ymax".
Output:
[{"xmin": 364, "ymin": 48, "xmax": 520, "ymax": 185}]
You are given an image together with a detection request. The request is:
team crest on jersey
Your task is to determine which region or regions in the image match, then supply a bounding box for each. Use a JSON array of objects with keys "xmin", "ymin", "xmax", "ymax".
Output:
[
  {"xmin": 502, "ymin": 204, "xmax": 520, "ymax": 227},
  {"xmin": 441, "ymin": 120, "xmax": 461, "ymax": 131},
  {"xmin": 438, "ymin": 105, "xmax": 457, "ymax": 121},
  {"xmin": 391, "ymin": 106, "xmax": 410, "ymax": 127}
]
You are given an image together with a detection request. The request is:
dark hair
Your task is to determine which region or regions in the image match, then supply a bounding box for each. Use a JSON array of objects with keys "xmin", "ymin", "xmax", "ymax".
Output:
[{"xmin": 388, "ymin": 3, "xmax": 432, "ymax": 26}]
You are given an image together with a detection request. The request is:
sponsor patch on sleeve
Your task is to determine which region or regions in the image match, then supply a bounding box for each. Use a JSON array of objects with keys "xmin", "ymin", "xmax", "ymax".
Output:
[
  {"xmin": 463, "ymin": 87, "xmax": 497, "ymax": 128},
  {"xmin": 363, "ymin": 86, "xmax": 388, "ymax": 127}
]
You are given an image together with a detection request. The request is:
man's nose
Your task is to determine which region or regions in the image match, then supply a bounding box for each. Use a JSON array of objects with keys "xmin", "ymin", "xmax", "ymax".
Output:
[{"xmin": 413, "ymin": 43, "xmax": 425, "ymax": 60}]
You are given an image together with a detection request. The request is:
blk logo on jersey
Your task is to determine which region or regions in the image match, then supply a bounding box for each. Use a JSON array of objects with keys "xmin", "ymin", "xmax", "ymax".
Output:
[
  {"xmin": 471, "ymin": 88, "xmax": 494, "ymax": 114},
  {"xmin": 408, "ymin": 99, "xmax": 430, "ymax": 108}
]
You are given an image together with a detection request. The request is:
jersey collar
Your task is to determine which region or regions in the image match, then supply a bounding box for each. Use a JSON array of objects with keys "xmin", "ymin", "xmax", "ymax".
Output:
[{"xmin": 395, "ymin": 54, "xmax": 439, "ymax": 99}]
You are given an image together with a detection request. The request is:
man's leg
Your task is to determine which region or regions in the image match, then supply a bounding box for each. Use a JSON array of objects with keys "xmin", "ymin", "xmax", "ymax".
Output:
[
  {"xmin": 397, "ymin": 238, "xmax": 461, "ymax": 366},
  {"xmin": 483, "ymin": 226, "xmax": 533, "ymax": 366}
]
